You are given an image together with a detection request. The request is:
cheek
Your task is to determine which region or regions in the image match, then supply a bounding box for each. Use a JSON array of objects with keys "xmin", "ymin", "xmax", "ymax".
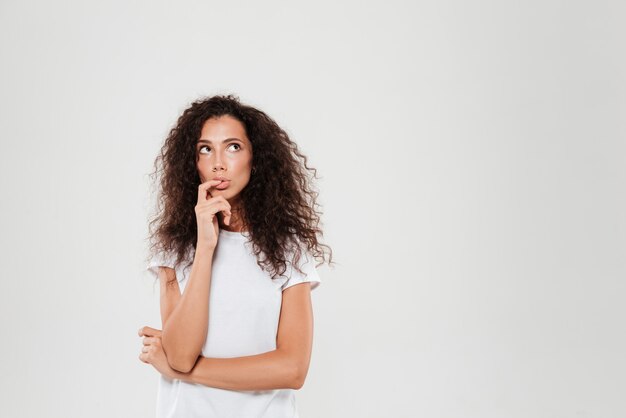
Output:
[
  {"xmin": 233, "ymin": 158, "xmax": 252, "ymax": 174},
  {"xmin": 197, "ymin": 163, "xmax": 209, "ymax": 181}
]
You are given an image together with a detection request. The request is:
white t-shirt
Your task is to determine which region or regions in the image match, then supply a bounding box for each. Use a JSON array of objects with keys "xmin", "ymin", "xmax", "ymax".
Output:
[{"xmin": 146, "ymin": 229, "xmax": 321, "ymax": 418}]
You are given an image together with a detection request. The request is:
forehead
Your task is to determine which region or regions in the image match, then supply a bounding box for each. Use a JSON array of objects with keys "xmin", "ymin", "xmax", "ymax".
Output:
[{"xmin": 199, "ymin": 115, "xmax": 249, "ymax": 144}]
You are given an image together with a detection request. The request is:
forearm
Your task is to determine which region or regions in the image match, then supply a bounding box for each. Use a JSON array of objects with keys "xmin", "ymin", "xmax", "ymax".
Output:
[
  {"xmin": 170, "ymin": 349, "xmax": 299, "ymax": 391},
  {"xmin": 162, "ymin": 244, "xmax": 214, "ymax": 371}
]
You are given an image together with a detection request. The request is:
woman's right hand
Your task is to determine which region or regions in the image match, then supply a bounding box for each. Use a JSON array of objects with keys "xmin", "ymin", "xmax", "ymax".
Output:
[{"xmin": 195, "ymin": 179, "xmax": 232, "ymax": 249}]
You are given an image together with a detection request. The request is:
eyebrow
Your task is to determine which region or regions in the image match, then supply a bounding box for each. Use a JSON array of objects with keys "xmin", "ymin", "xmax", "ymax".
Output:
[{"xmin": 197, "ymin": 138, "xmax": 243, "ymax": 145}]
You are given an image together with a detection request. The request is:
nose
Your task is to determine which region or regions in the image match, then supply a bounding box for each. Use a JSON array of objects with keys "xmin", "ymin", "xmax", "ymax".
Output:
[{"xmin": 211, "ymin": 154, "xmax": 225, "ymax": 172}]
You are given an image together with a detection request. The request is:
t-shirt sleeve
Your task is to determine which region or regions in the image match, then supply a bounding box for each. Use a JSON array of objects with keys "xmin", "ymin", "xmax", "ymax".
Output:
[
  {"xmin": 146, "ymin": 250, "xmax": 180, "ymax": 281},
  {"xmin": 281, "ymin": 250, "xmax": 322, "ymax": 292}
]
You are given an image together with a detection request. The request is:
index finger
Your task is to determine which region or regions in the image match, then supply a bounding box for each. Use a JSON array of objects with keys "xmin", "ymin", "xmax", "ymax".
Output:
[
  {"xmin": 197, "ymin": 179, "xmax": 222, "ymax": 203},
  {"xmin": 138, "ymin": 326, "xmax": 162, "ymax": 337}
]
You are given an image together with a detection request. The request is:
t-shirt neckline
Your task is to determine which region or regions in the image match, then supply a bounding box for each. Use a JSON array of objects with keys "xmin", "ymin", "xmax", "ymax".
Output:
[{"xmin": 219, "ymin": 229, "xmax": 250, "ymax": 239}]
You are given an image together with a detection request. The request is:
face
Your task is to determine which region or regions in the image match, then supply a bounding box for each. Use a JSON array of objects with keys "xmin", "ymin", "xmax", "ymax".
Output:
[{"xmin": 196, "ymin": 115, "xmax": 253, "ymax": 203}]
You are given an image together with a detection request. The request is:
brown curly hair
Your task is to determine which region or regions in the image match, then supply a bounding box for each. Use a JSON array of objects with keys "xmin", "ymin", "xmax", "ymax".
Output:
[{"xmin": 146, "ymin": 94, "xmax": 333, "ymax": 286}]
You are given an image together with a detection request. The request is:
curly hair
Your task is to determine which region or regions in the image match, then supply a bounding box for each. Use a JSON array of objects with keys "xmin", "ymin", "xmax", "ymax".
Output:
[{"xmin": 146, "ymin": 94, "xmax": 333, "ymax": 286}]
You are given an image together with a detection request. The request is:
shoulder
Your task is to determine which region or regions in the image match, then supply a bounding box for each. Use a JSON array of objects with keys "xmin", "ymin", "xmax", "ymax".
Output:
[{"xmin": 280, "ymin": 248, "xmax": 322, "ymax": 292}]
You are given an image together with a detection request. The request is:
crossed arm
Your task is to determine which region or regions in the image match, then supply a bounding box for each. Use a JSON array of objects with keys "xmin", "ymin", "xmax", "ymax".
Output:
[{"xmin": 153, "ymin": 265, "xmax": 315, "ymax": 391}]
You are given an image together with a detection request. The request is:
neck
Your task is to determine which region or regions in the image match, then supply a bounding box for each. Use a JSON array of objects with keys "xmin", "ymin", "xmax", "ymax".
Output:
[{"xmin": 217, "ymin": 205, "xmax": 247, "ymax": 232}]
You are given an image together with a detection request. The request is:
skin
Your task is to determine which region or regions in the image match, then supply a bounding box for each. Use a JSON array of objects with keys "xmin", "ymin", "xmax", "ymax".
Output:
[
  {"xmin": 196, "ymin": 115, "xmax": 253, "ymax": 233},
  {"xmin": 138, "ymin": 272, "xmax": 314, "ymax": 390},
  {"xmin": 139, "ymin": 114, "xmax": 316, "ymax": 390},
  {"xmin": 153, "ymin": 115, "xmax": 254, "ymax": 366}
]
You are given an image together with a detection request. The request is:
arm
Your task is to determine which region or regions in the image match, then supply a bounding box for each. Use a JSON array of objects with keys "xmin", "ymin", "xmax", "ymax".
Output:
[
  {"xmin": 161, "ymin": 244, "xmax": 215, "ymax": 373},
  {"xmin": 170, "ymin": 349, "xmax": 298, "ymax": 391},
  {"xmin": 158, "ymin": 266, "xmax": 181, "ymax": 327},
  {"xmin": 168, "ymin": 282, "xmax": 315, "ymax": 390}
]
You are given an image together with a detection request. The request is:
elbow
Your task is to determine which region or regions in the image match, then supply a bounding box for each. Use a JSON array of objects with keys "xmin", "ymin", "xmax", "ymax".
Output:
[
  {"xmin": 167, "ymin": 355, "xmax": 197, "ymax": 374},
  {"xmin": 280, "ymin": 349, "xmax": 310, "ymax": 390},
  {"xmin": 290, "ymin": 363, "xmax": 308, "ymax": 390},
  {"xmin": 162, "ymin": 343, "xmax": 197, "ymax": 373},
  {"xmin": 291, "ymin": 378, "xmax": 304, "ymax": 390},
  {"xmin": 162, "ymin": 332, "xmax": 200, "ymax": 373}
]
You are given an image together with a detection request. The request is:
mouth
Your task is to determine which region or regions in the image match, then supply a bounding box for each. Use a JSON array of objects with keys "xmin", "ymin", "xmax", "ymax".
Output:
[{"xmin": 215, "ymin": 180, "xmax": 230, "ymax": 190}]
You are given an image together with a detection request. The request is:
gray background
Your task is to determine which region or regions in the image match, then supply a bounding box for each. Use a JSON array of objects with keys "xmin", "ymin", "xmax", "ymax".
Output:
[{"xmin": 1, "ymin": 1, "xmax": 625, "ymax": 417}]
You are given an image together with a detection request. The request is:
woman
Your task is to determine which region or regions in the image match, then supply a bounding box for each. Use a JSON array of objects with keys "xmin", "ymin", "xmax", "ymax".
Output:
[{"xmin": 138, "ymin": 94, "xmax": 333, "ymax": 418}]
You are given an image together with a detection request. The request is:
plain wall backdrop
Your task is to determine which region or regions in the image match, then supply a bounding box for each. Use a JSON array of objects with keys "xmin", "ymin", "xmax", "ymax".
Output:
[{"xmin": 1, "ymin": 1, "xmax": 625, "ymax": 417}]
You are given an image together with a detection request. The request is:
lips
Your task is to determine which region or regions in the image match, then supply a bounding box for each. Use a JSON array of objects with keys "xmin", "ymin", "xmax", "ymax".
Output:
[{"xmin": 215, "ymin": 180, "xmax": 230, "ymax": 190}]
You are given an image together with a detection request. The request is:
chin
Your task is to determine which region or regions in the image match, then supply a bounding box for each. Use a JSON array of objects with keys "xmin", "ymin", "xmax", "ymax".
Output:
[
  {"xmin": 215, "ymin": 189, "xmax": 238, "ymax": 201},
  {"xmin": 213, "ymin": 189, "xmax": 228, "ymax": 197}
]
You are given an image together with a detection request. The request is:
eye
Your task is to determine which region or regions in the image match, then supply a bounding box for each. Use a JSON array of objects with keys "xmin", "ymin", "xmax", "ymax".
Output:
[{"xmin": 198, "ymin": 143, "xmax": 241, "ymax": 154}]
